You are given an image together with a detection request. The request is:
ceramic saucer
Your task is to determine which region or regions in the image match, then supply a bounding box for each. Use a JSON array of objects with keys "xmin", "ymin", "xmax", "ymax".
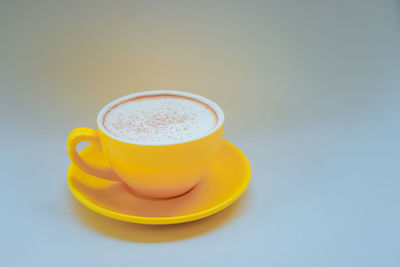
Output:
[{"xmin": 67, "ymin": 140, "xmax": 251, "ymax": 225}]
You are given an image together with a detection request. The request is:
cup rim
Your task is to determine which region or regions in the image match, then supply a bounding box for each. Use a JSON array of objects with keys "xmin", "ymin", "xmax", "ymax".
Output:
[{"xmin": 97, "ymin": 90, "xmax": 225, "ymax": 146}]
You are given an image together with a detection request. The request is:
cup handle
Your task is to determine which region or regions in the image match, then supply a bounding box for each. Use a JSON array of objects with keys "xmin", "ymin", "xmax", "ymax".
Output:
[{"xmin": 67, "ymin": 127, "xmax": 119, "ymax": 180}]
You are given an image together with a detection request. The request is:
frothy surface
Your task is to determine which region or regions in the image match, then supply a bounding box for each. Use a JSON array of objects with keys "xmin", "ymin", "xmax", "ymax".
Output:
[{"xmin": 103, "ymin": 95, "xmax": 217, "ymax": 144}]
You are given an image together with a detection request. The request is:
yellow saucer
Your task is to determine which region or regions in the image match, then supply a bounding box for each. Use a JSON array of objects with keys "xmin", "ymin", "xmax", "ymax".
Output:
[{"xmin": 67, "ymin": 140, "xmax": 251, "ymax": 225}]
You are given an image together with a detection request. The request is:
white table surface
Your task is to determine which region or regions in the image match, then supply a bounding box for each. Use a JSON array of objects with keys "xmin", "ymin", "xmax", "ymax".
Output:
[{"xmin": 1, "ymin": 1, "xmax": 399, "ymax": 266}]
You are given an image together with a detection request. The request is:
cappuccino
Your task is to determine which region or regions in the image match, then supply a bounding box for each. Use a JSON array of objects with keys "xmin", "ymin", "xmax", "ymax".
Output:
[{"xmin": 103, "ymin": 94, "xmax": 218, "ymax": 145}]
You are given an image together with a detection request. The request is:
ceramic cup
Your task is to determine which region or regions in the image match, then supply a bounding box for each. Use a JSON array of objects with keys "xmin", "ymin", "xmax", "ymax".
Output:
[{"xmin": 67, "ymin": 90, "xmax": 224, "ymax": 198}]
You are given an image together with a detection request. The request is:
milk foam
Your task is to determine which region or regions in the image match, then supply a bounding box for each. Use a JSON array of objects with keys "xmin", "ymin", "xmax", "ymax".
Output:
[{"xmin": 103, "ymin": 95, "xmax": 217, "ymax": 144}]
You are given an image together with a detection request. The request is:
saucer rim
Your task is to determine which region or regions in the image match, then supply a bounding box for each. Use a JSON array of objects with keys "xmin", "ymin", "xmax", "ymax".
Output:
[{"xmin": 67, "ymin": 139, "xmax": 251, "ymax": 225}]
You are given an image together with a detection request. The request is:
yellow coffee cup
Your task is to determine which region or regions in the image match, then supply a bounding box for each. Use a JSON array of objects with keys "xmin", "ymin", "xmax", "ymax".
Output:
[{"xmin": 67, "ymin": 90, "xmax": 224, "ymax": 198}]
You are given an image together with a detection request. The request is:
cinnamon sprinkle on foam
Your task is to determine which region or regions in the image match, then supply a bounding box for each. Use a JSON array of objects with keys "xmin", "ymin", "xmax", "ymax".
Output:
[{"xmin": 103, "ymin": 95, "xmax": 217, "ymax": 144}]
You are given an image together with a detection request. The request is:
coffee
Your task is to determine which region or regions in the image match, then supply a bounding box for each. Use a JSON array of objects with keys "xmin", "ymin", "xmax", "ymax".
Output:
[{"xmin": 103, "ymin": 94, "xmax": 218, "ymax": 145}]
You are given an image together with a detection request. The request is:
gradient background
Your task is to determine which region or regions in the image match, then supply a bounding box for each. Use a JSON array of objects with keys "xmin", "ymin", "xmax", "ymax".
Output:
[{"xmin": 1, "ymin": 1, "xmax": 400, "ymax": 266}]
